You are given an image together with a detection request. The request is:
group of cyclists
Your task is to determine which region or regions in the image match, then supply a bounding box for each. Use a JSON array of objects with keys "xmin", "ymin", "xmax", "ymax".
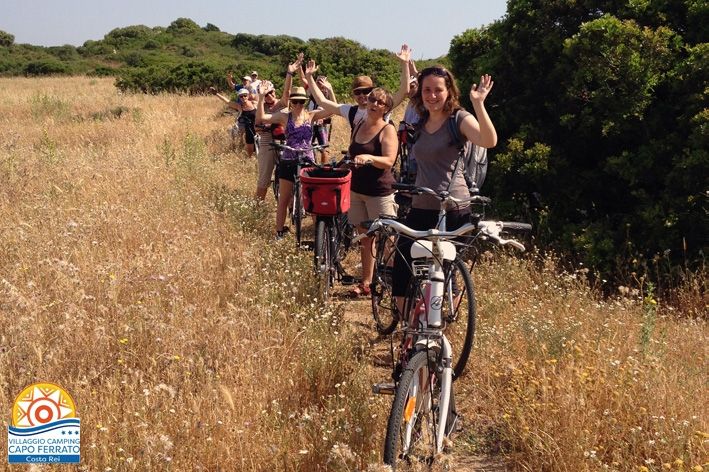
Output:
[{"xmin": 214, "ymin": 44, "xmax": 497, "ymax": 298}]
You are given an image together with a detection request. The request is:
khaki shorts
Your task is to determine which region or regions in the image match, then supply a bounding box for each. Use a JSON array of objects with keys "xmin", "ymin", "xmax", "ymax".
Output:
[
  {"xmin": 348, "ymin": 191, "xmax": 397, "ymax": 227},
  {"xmin": 256, "ymin": 137, "xmax": 276, "ymax": 190}
]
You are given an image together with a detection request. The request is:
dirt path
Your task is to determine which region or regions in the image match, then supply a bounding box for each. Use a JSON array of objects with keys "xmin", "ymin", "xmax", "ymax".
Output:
[{"xmin": 331, "ymin": 284, "xmax": 510, "ymax": 472}]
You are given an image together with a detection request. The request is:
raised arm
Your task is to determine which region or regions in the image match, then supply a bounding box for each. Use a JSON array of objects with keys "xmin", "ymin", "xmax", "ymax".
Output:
[
  {"xmin": 274, "ymin": 53, "xmax": 303, "ymax": 109},
  {"xmin": 256, "ymin": 87, "xmax": 287, "ymax": 125},
  {"xmin": 391, "ymin": 44, "xmax": 412, "ymax": 109},
  {"xmin": 320, "ymin": 77, "xmax": 337, "ymax": 103},
  {"xmin": 226, "ymin": 72, "xmax": 236, "ymax": 91},
  {"xmin": 459, "ymin": 74, "xmax": 497, "ymax": 148},
  {"xmin": 210, "ymin": 87, "xmax": 241, "ymax": 111},
  {"xmin": 304, "ymin": 60, "xmax": 341, "ymax": 116}
]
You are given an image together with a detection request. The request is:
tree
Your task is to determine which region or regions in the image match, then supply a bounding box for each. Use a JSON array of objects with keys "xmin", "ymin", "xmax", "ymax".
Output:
[
  {"xmin": 0, "ymin": 30, "xmax": 14, "ymax": 47},
  {"xmin": 449, "ymin": 0, "xmax": 707, "ymax": 281}
]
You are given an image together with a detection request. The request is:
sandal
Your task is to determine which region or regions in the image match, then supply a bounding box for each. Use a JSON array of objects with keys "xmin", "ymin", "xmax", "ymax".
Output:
[{"xmin": 349, "ymin": 283, "xmax": 372, "ymax": 298}]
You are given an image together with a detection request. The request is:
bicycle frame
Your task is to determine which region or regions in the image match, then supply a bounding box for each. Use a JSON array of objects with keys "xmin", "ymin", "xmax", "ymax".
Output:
[{"xmin": 385, "ymin": 219, "xmax": 464, "ymax": 452}]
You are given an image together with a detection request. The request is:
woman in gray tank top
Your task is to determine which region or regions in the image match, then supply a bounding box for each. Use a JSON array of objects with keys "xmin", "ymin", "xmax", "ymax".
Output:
[{"xmin": 391, "ymin": 65, "xmax": 498, "ymax": 301}]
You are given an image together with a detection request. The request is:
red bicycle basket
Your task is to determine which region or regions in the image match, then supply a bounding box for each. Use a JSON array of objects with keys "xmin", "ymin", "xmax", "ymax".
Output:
[{"xmin": 300, "ymin": 167, "xmax": 351, "ymax": 216}]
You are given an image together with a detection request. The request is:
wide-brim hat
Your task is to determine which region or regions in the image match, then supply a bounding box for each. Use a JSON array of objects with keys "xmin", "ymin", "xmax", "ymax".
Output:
[
  {"xmin": 352, "ymin": 75, "xmax": 374, "ymax": 91},
  {"xmin": 289, "ymin": 86, "xmax": 308, "ymax": 101},
  {"xmin": 242, "ymin": 76, "xmax": 251, "ymax": 81},
  {"xmin": 250, "ymin": 70, "xmax": 258, "ymax": 77},
  {"xmin": 237, "ymin": 88, "xmax": 249, "ymax": 96}
]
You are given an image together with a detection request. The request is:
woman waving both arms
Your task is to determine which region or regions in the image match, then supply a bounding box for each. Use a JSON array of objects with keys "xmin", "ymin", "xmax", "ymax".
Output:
[
  {"xmin": 256, "ymin": 54, "xmax": 333, "ymax": 239},
  {"xmin": 305, "ymin": 59, "xmax": 398, "ymax": 297}
]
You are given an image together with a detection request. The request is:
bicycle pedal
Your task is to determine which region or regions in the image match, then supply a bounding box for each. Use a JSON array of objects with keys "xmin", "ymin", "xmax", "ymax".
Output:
[
  {"xmin": 372, "ymin": 383, "xmax": 396, "ymax": 395},
  {"xmin": 340, "ymin": 274, "xmax": 357, "ymax": 285}
]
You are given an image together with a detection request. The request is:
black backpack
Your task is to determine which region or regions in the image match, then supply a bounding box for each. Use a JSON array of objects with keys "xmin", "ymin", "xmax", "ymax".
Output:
[{"xmin": 348, "ymin": 105, "xmax": 359, "ymax": 130}]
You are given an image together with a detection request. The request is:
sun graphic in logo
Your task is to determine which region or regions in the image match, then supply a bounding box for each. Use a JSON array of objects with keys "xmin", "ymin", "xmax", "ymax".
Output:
[{"xmin": 11, "ymin": 383, "xmax": 77, "ymax": 428}]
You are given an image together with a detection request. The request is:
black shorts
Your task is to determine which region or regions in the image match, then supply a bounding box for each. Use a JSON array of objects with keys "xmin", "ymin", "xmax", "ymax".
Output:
[
  {"xmin": 278, "ymin": 160, "xmax": 298, "ymax": 183},
  {"xmin": 238, "ymin": 110, "xmax": 257, "ymax": 145}
]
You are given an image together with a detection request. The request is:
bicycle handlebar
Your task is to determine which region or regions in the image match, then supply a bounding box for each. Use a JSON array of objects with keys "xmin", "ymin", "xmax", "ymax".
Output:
[
  {"xmin": 353, "ymin": 218, "xmax": 530, "ymax": 252},
  {"xmin": 476, "ymin": 221, "xmax": 529, "ymax": 251},
  {"xmin": 353, "ymin": 219, "xmax": 479, "ymax": 244},
  {"xmin": 270, "ymin": 142, "xmax": 329, "ymax": 154},
  {"xmin": 392, "ymin": 183, "xmax": 491, "ymax": 205}
]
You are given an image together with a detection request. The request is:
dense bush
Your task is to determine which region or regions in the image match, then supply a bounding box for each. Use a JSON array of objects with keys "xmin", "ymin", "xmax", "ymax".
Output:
[
  {"xmin": 449, "ymin": 0, "xmax": 707, "ymax": 283},
  {"xmin": 24, "ymin": 60, "xmax": 69, "ymax": 75}
]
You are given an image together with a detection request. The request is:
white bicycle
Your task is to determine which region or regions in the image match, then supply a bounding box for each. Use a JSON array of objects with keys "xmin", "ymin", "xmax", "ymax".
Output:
[{"xmin": 357, "ymin": 184, "xmax": 529, "ymax": 469}]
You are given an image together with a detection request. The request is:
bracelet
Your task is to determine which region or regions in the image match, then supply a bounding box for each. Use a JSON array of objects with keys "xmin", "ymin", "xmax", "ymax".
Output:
[{"xmin": 286, "ymin": 72, "xmax": 293, "ymax": 77}]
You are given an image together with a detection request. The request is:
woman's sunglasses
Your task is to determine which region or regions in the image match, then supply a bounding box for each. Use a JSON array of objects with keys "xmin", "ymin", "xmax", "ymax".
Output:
[
  {"xmin": 353, "ymin": 88, "xmax": 373, "ymax": 96},
  {"xmin": 290, "ymin": 99, "xmax": 306, "ymax": 105},
  {"xmin": 367, "ymin": 95, "xmax": 386, "ymax": 107}
]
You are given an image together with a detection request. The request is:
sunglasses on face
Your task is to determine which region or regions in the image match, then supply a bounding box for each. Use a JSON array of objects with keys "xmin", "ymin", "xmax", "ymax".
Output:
[
  {"xmin": 367, "ymin": 95, "xmax": 386, "ymax": 107},
  {"xmin": 290, "ymin": 99, "xmax": 306, "ymax": 105},
  {"xmin": 353, "ymin": 88, "xmax": 373, "ymax": 96}
]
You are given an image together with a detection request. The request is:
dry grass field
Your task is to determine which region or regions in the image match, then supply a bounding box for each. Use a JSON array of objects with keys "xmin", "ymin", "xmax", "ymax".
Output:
[{"xmin": 0, "ymin": 77, "xmax": 706, "ymax": 471}]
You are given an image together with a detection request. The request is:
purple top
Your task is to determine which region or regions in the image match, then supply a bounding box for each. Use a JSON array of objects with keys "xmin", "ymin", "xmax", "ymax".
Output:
[{"xmin": 283, "ymin": 113, "xmax": 314, "ymax": 162}]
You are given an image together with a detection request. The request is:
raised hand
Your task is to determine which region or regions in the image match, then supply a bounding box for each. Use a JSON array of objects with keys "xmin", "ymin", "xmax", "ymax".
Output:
[
  {"xmin": 287, "ymin": 53, "xmax": 304, "ymax": 74},
  {"xmin": 470, "ymin": 74, "xmax": 494, "ymax": 103},
  {"xmin": 396, "ymin": 44, "xmax": 412, "ymax": 63},
  {"xmin": 260, "ymin": 80, "xmax": 274, "ymax": 94},
  {"xmin": 317, "ymin": 76, "xmax": 331, "ymax": 89},
  {"xmin": 304, "ymin": 59, "xmax": 318, "ymax": 77}
]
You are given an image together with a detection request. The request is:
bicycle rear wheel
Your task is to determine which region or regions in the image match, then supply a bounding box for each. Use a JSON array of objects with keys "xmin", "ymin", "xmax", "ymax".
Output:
[
  {"xmin": 292, "ymin": 181, "xmax": 303, "ymax": 247},
  {"xmin": 444, "ymin": 258, "xmax": 476, "ymax": 381},
  {"xmin": 383, "ymin": 349, "xmax": 440, "ymax": 469},
  {"xmin": 271, "ymin": 165, "xmax": 280, "ymax": 201},
  {"xmin": 314, "ymin": 219, "xmax": 332, "ymax": 302},
  {"xmin": 371, "ymin": 231, "xmax": 397, "ymax": 335}
]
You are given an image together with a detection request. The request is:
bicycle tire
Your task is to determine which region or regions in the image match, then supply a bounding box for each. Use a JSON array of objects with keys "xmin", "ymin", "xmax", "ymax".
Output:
[
  {"xmin": 383, "ymin": 349, "xmax": 440, "ymax": 469},
  {"xmin": 371, "ymin": 231, "xmax": 397, "ymax": 335},
  {"xmin": 271, "ymin": 165, "xmax": 280, "ymax": 201},
  {"xmin": 314, "ymin": 219, "xmax": 332, "ymax": 302},
  {"xmin": 444, "ymin": 259, "xmax": 476, "ymax": 381},
  {"xmin": 293, "ymin": 180, "xmax": 303, "ymax": 246}
]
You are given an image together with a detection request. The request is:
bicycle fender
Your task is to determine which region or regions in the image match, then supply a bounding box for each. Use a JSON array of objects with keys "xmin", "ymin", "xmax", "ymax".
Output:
[{"xmin": 410, "ymin": 240, "xmax": 456, "ymax": 261}]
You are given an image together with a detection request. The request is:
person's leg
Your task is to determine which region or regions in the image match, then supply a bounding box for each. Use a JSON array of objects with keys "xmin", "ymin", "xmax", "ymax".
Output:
[
  {"xmin": 347, "ymin": 192, "xmax": 370, "ymax": 295},
  {"xmin": 255, "ymin": 142, "xmax": 275, "ymax": 200},
  {"xmin": 276, "ymin": 179, "xmax": 293, "ymax": 233},
  {"xmin": 392, "ymin": 208, "xmax": 438, "ymax": 314},
  {"xmin": 243, "ymin": 117, "xmax": 256, "ymax": 158}
]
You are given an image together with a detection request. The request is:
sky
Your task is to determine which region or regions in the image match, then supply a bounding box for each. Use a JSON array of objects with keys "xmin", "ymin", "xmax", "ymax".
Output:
[{"xmin": 1, "ymin": 0, "xmax": 508, "ymax": 59}]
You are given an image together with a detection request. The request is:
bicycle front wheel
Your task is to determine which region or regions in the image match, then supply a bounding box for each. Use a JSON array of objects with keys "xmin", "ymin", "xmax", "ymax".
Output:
[
  {"xmin": 314, "ymin": 219, "xmax": 332, "ymax": 302},
  {"xmin": 383, "ymin": 349, "xmax": 440, "ymax": 469},
  {"xmin": 371, "ymin": 231, "xmax": 397, "ymax": 335},
  {"xmin": 444, "ymin": 258, "xmax": 476, "ymax": 381}
]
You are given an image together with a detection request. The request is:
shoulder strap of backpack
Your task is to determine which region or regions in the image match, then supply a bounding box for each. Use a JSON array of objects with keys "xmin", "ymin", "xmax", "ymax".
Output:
[
  {"xmin": 348, "ymin": 106, "xmax": 358, "ymax": 129},
  {"xmin": 447, "ymin": 109, "xmax": 465, "ymax": 150}
]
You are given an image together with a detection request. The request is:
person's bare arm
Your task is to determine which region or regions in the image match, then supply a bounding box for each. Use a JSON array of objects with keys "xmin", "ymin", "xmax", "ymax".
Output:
[
  {"xmin": 304, "ymin": 60, "xmax": 341, "ymax": 117},
  {"xmin": 391, "ymin": 44, "xmax": 412, "ymax": 108},
  {"xmin": 459, "ymin": 74, "xmax": 497, "ymax": 148}
]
